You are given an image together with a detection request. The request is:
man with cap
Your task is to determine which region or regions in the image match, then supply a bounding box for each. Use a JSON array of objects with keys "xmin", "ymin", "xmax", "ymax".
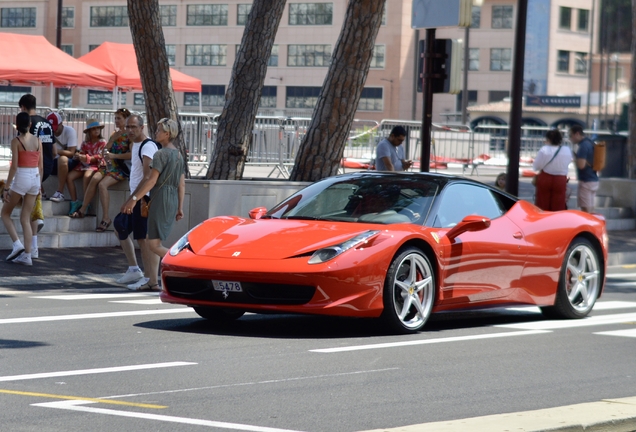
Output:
[{"xmin": 47, "ymin": 112, "xmax": 79, "ymax": 203}]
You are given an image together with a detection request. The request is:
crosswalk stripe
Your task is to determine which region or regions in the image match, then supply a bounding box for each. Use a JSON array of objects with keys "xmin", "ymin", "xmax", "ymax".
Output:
[
  {"xmin": 594, "ymin": 328, "xmax": 636, "ymax": 338},
  {"xmin": 32, "ymin": 293, "xmax": 158, "ymax": 300},
  {"xmin": 109, "ymin": 299, "xmax": 163, "ymax": 305},
  {"xmin": 496, "ymin": 312, "xmax": 636, "ymax": 330}
]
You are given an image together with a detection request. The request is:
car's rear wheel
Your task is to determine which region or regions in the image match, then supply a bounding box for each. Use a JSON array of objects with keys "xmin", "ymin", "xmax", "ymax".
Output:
[
  {"xmin": 542, "ymin": 237, "xmax": 601, "ymax": 319},
  {"xmin": 381, "ymin": 247, "xmax": 435, "ymax": 333},
  {"xmin": 193, "ymin": 307, "xmax": 245, "ymax": 323}
]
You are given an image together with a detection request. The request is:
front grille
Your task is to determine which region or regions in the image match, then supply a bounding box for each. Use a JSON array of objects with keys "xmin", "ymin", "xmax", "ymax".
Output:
[{"xmin": 164, "ymin": 277, "xmax": 315, "ymax": 305}]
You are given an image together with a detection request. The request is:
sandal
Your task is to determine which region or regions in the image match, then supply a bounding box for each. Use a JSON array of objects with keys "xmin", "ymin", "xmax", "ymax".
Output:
[
  {"xmin": 135, "ymin": 283, "xmax": 161, "ymax": 292},
  {"xmin": 70, "ymin": 210, "xmax": 85, "ymax": 219},
  {"xmin": 96, "ymin": 219, "xmax": 112, "ymax": 232}
]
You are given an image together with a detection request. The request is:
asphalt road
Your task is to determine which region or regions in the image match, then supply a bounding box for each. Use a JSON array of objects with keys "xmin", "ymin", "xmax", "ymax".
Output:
[{"xmin": 1, "ymin": 266, "xmax": 635, "ymax": 432}]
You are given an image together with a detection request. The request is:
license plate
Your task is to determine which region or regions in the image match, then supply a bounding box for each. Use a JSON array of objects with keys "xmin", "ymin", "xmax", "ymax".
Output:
[{"xmin": 212, "ymin": 280, "xmax": 243, "ymax": 292}]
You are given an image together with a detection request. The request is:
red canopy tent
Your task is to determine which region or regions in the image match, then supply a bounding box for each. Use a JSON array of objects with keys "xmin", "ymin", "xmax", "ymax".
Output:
[
  {"xmin": 0, "ymin": 33, "xmax": 115, "ymax": 89},
  {"xmin": 78, "ymin": 42, "xmax": 202, "ymax": 93}
]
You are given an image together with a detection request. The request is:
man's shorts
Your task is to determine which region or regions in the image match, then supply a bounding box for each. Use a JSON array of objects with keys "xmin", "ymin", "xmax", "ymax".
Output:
[
  {"xmin": 113, "ymin": 197, "xmax": 148, "ymax": 241},
  {"xmin": 51, "ymin": 158, "xmax": 80, "ymax": 176},
  {"xmin": 577, "ymin": 181, "xmax": 599, "ymax": 209}
]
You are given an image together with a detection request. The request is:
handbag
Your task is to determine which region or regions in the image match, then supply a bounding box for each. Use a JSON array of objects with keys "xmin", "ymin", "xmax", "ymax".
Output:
[{"xmin": 532, "ymin": 145, "xmax": 562, "ymax": 186}]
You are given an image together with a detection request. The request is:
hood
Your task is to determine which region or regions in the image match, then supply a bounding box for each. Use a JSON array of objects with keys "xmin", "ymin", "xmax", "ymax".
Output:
[{"xmin": 188, "ymin": 216, "xmax": 376, "ymax": 260}]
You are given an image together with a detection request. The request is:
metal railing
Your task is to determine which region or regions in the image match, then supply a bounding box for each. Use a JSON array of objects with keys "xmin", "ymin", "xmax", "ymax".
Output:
[{"xmin": 0, "ymin": 104, "xmax": 614, "ymax": 178}]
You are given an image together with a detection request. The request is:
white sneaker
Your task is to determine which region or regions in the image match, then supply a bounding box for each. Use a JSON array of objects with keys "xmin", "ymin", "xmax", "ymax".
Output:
[
  {"xmin": 13, "ymin": 252, "xmax": 32, "ymax": 266},
  {"xmin": 117, "ymin": 268, "xmax": 144, "ymax": 284},
  {"xmin": 127, "ymin": 277, "xmax": 150, "ymax": 290},
  {"xmin": 49, "ymin": 191, "xmax": 66, "ymax": 202},
  {"xmin": 31, "ymin": 248, "xmax": 39, "ymax": 259},
  {"xmin": 6, "ymin": 246, "xmax": 25, "ymax": 262},
  {"xmin": 36, "ymin": 219, "xmax": 44, "ymax": 233}
]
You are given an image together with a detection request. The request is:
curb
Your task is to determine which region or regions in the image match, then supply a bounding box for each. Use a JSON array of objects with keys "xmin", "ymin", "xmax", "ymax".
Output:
[{"xmin": 360, "ymin": 396, "xmax": 636, "ymax": 432}]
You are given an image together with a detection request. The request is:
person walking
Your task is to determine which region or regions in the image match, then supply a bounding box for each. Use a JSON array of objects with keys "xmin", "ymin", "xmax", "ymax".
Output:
[
  {"xmin": 533, "ymin": 129, "xmax": 573, "ymax": 211},
  {"xmin": 121, "ymin": 118, "xmax": 185, "ymax": 289},
  {"xmin": 375, "ymin": 126, "xmax": 413, "ymax": 172},
  {"xmin": 113, "ymin": 114, "xmax": 160, "ymax": 289},
  {"xmin": 569, "ymin": 125, "xmax": 599, "ymax": 213},
  {"xmin": 1, "ymin": 112, "xmax": 43, "ymax": 266}
]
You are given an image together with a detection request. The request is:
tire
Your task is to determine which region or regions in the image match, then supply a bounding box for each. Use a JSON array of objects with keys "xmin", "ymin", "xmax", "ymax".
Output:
[
  {"xmin": 541, "ymin": 237, "xmax": 602, "ymax": 319},
  {"xmin": 193, "ymin": 307, "xmax": 245, "ymax": 323},
  {"xmin": 381, "ymin": 247, "xmax": 435, "ymax": 333}
]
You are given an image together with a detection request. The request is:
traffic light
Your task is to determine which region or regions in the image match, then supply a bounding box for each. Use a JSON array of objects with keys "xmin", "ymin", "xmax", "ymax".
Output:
[{"xmin": 417, "ymin": 38, "xmax": 463, "ymax": 94}]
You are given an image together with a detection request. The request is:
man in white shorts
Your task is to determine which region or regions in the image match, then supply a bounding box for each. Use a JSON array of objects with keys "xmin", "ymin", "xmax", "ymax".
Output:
[{"xmin": 47, "ymin": 113, "xmax": 79, "ymax": 203}]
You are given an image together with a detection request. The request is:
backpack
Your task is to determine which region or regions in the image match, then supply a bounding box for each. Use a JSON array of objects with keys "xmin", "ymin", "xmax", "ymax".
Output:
[
  {"xmin": 592, "ymin": 141, "xmax": 606, "ymax": 172},
  {"xmin": 138, "ymin": 138, "xmax": 161, "ymax": 161}
]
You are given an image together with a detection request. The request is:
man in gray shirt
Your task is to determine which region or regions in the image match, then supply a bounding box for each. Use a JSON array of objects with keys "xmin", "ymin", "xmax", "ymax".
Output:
[{"xmin": 375, "ymin": 126, "xmax": 412, "ymax": 171}]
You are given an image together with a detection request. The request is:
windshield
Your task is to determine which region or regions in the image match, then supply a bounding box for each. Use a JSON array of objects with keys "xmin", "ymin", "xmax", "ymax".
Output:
[{"xmin": 266, "ymin": 176, "xmax": 438, "ymax": 224}]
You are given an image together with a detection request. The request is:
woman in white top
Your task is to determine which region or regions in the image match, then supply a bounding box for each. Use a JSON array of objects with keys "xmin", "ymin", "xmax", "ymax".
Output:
[{"xmin": 532, "ymin": 129, "xmax": 573, "ymax": 211}]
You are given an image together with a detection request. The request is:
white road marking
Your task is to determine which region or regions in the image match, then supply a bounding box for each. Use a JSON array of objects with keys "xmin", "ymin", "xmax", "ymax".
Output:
[
  {"xmin": 496, "ymin": 312, "xmax": 636, "ymax": 330},
  {"xmin": 309, "ymin": 330, "xmax": 551, "ymax": 353},
  {"xmin": 594, "ymin": 328, "xmax": 636, "ymax": 338},
  {"xmin": 606, "ymin": 272, "xmax": 636, "ymax": 278},
  {"xmin": 110, "ymin": 299, "xmax": 164, "ymax": 305},
  {"xmin": 100, "ymin": 368, "xmax": 399, "ymax": 400},
  {"xmin": 31, "ymin": 293, "xmax": 158, "ymax": 300},
  {"xmin": 0, "ymin": 274, "xmax": 123, "ymax": 286},
  {"xmin": 0, "ymin": 362, "xmax": 197, "ymax": 382},
  {"xmin": 34, "ymin": 400, "xmax": 304, "ymax": 432},
  {"xmin": 592, "ymin": 301, "xmax": 636, "ymax": 310},
  {"xmin": 0, "ymin": 308, "xmax": 194, "ymax": 325},
  {"xmin": 605, "ymin": 282, "xmax": 636, "ymax": 287}
]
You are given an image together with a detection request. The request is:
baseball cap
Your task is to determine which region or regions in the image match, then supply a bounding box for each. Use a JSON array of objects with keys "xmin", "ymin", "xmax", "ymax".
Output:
[{"xmin": 47, "ymin": 112, "xmax": 63, "ymax": 132}]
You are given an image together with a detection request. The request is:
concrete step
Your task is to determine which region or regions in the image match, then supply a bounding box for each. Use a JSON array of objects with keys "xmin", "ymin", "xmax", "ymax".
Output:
[
  {"xmin": 0, "ymin": 214, "xmax": 103, "ymax": 234},
  {"xmin": 9, "ymin": 199, "xmax": 90, "ymax": 218},
  {"xmin": 605, "ymin": 218, "xmax": 636, "ymax": 231},
  {"xmin": 593, "ymin": 206, "xmax": 634, "ymax": 219},
  {"xmin": 0, "ymin": 229, "xmax": 119, "ymax": 250}
]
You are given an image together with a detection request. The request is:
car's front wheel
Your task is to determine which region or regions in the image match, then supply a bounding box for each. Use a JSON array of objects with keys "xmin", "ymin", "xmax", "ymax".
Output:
[
  {"xmin": 381, "ymin": 247, "xmax": 435, "ymax": 333},
  {"xmin": 193, "ymin": 307, "xmax": 245, "ymax": 323},
  {"xmin": 542, "ymin": 237, "xmax": 602, "ymax": 319}
]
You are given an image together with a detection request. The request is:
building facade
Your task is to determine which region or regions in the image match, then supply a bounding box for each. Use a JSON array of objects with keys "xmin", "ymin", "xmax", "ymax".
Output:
[{"xmin": 0, "ymin": 0, "xmax": 598, "ymax": 126}]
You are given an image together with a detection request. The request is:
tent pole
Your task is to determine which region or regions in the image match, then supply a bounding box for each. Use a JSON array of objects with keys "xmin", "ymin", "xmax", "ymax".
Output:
[
  {"xmin": 50, "ymin": 83, "xmax": 55, "ymax": 108},
  {"xmin": 199, "ymin": 92, "xmax": 202, "ymax": 113},
  {"xmin": 113, "ymin": 86, "xmax": 118, "ymax": 111}
]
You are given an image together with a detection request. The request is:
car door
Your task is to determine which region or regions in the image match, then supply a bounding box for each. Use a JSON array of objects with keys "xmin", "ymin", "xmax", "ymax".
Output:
[{"xmin": 431, "ymin": 183, "xmax": 528, "ymax": 305}]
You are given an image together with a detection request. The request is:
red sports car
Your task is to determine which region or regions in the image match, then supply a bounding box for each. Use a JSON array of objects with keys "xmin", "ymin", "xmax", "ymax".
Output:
[{"xmin": 160, "ymin": 172, "xmax": 608, "ymax": 333}]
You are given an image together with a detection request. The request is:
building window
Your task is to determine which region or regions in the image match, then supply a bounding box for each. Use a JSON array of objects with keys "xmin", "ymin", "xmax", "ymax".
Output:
[
  {"xmin": 491, "ymin": 5, "xmax": 513, "ymax": 29},
  {"xmin": 288, "ymin": 44, "xmax": 332, "ymax": 66},
  {"xmin": 468, "ymin": 48, "xmax": 479, "ymax": 71},
  {"xmin": 237, "ymin": 4, "xmax": 251, "ymax": 25},
  {"xmin": 58, "ymin": 89, "xmax": 72, "ymax": 109},
  {"xmin": 574, "ymin": 52, "xmax": 587, "ymax": 74},
  {"xmin": 166, "ymin": 45, "xmax": 176, "ymax": 66},
  {"xmin": 557, "ymin": 50, "xmax": 570, "ymax": 73},
  {"xmin": 471, "ymin": 6, "xmax": 480, "ymax": 28},
  {"xmin": 1, "ymin": 7, "xmax": 36, "ymax": 28},
  {"xmin": 286, "ymin": 86, "xmax": 321, "ymax": 108},
  {"xmin": 488, "ymin": 91, "xmax": 509, "ymax": 103},
  {"xmin": 490, "ymin": 48, "xmax": 511, "ymax": 71},
  {"xmin": 578, "ymin": 9, "xmax": 589, "ymax": 32},
  {"xmin": 559, "ymin": 7, "xmax": 572, "ymax": 30},
  {"xmin": 160, "ymin": 5, "xmax": 177, "ymax": 26},
  {"xmin": 187, "ymin": 4, "xmax": 228, "ymax": 26},
  {"xmin": 134, "ymin": 93, "xmax": 145, "ymax": 106},
  {"xmin": 260, "ymin": 86, "xmax": 277, "ymax": 108},
  {"xmin": 88, "ymin": 90, "xmax": 126, "ymax": 105},
  {"xmin": 370, "ymin": 45, "xmax": 385, "ymax": 69},
  {"xmin": 62, "ymin": 7, "xmax": 74, "ymax": 28},
  {"xmin": 268, "ymin": 45, "xmax": 279, "ymax": 67},
  {"xmin": 90, "ymin": 6, "xmax": 129, "ymax": 27},
  {"xmin": 89, "ymin": 44, "xmax": 100, "ymax": 52},
  {"xmin": 289, "ymin": 3, "xmax": 333, "ymax": 25},
  {"xmin": 185, "ymin": 44, "xmax": 227, "ymax": 66},
  {"xmin": 61, "ymin": 44, "xmax": 74, "ymax": 56},
  {"xmin": 185, "ymin": 85, "xmax": 226, "ymax": 107},
  {"xmin": 456, "ymin": 90, "xmax": 478, "ymax": 111},
  {"xmin": 0, "ymin": 85, "xmax": 31, "ymax": 103},
  {"xmin": 358, "ymin": 88, "xmax": 383, "ymax": 111}
]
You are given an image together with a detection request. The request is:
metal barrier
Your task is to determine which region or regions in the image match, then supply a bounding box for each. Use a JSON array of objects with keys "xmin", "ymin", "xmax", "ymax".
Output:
[{"xmin": 1, "ymin": 104, "xmax": 615, "ymax": 178}]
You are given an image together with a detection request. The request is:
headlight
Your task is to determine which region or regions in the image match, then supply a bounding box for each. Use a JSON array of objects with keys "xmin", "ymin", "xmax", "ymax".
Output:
[
  {"xmin": 308, "ymin": 230, "xmax": 380, "ymax": 264},
  {"xmin": 169, "ymin": 224, "xmax": 201, "ymax": 256}
]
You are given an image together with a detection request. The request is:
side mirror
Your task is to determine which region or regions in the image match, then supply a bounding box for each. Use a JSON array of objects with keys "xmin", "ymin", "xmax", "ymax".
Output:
[
  {"xmin": 446, "ymin": 215, "xmax": 491, "ymax": 239},
  {"xmin": 249, "ymin": 207, "xmax": 268, "ymax": 220}
]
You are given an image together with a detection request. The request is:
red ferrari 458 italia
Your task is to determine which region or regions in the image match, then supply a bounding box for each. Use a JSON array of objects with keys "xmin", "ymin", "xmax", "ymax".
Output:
[{"xmin": 160, "ymin": 172, "xmax": 608, "ymax": 333}]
